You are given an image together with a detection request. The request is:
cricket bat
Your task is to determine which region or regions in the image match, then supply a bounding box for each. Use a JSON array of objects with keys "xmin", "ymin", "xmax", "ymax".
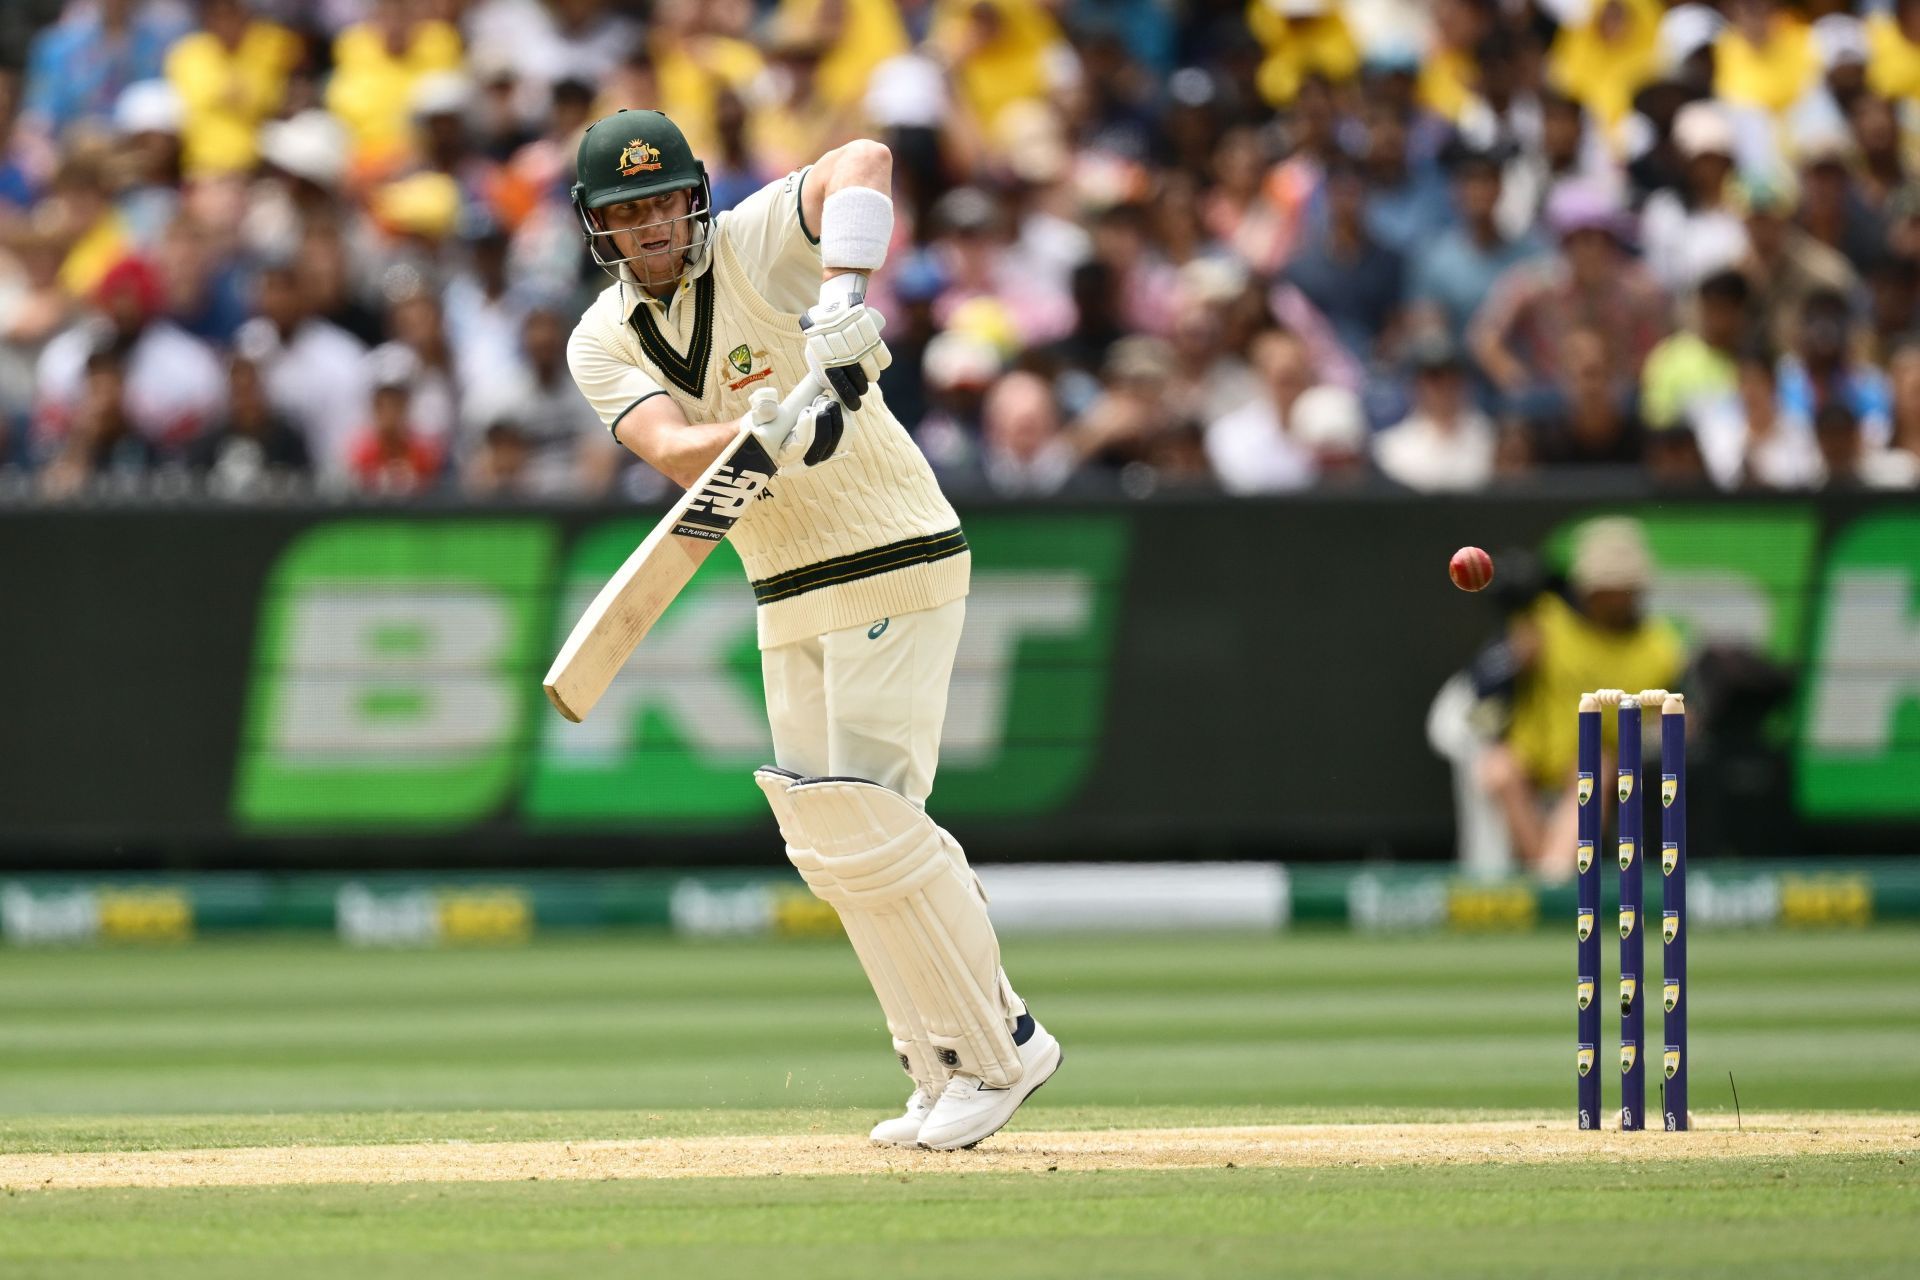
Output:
[{"xmin": 543, "ymin": 375, "xmax": 820, "ymax": 722}]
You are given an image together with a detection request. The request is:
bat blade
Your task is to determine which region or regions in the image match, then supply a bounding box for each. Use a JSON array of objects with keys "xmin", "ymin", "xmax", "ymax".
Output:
[{"xmin": 542, "ymin": 429, "xmax": 777, "ymax": 722}]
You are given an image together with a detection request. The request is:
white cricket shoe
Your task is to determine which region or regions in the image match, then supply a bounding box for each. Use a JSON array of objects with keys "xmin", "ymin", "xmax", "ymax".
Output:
[
  {"xmin": 916, "ymin": 1013, "xmax": 1062, "ymax": 1151},
  {"xmin": 868, "ymin": 1085, "xmax": 939, "ymax": 1146}
]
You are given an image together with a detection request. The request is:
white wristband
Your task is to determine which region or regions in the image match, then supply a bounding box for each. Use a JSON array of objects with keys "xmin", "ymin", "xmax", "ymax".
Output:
[{"xmin": 820, "ymin": 185, "xmax": 893, "ymax": 273}]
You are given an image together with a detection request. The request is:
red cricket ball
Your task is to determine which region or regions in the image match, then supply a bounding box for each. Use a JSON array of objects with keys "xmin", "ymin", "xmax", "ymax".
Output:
[{"xmin": 1450, "ymin": 546, "xmax": 1494, "ymax": 592}]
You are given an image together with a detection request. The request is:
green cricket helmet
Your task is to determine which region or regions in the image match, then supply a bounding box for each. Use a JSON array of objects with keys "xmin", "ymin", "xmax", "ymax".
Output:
[{"xmin": 571, "ymin": 108, "xmax": 712, "ymax": 286}]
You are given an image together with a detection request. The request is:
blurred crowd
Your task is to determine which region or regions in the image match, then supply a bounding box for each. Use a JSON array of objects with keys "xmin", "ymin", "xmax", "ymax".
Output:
[{"xmin": 6, "ymin": 0, "xmax": 1920, "ymax": 502}]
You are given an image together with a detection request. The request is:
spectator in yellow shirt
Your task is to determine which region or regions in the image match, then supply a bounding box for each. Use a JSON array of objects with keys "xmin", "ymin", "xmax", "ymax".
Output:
[
  {"xmin": 165, "ymin": 0, "xmax": 304, "ymax": 178},
  {"xmin": 325, "ymin": 0, "xmax": 462, "ymax": 172},
  {"xmin": 1477, "ymin": 518, "xmax": 1686, "ymax": 879},
  {"xmin": 1716, "ymin": 0, "xmax": 1819, "ymax": 116},
  {"xmin": 1546, "ymin": 0, "xmax": 1662, "ymax": 133},
  {"xmin": 649, "ymin": 0, "xmax": 766, "ymax": 159},
  {"xmin": 774, "ymin": 0, "xmax": 909, "ymax": 112},
  {"xmin": 1245, "ymin": 0, "xmax": 1360, "ymax": 109},
  {"xmin": 933, "ymin": 0, "xmax": 1064, "ymax": 130},
  {"xmin": 1867, "ymin": 0, "xmax": 1920, "ymax": 100}
]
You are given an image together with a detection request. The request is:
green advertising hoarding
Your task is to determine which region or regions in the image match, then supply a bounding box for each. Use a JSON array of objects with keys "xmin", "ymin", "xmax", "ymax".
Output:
[
  {"xmin": 235, "ymin": 514, "xmax": 1128, "ymax": 831},
  {"xmin": 4, "ymin": 492, "xmax": 1917, "ymax": 864}
]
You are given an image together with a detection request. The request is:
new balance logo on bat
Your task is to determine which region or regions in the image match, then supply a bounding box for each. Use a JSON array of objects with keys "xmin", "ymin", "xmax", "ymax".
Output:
[{"xmin": 675, "ymin": 464, "xmax": 772, "ymax": 539}]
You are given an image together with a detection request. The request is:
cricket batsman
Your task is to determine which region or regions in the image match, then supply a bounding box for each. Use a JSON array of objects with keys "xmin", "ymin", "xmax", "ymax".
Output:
[{"xmin": 565, "ymin": 109, "xmax": 1061, "ymax": 1149}]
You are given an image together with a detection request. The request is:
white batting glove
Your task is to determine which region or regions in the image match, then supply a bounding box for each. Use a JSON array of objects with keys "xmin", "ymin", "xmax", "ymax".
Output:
[
  {"xmin": 801, "ymin": 276, "xmax": 891, "ymax": 411},
  {"xmin": 744, "ymin": 382, "xmax": 846, "ymax": 470}
]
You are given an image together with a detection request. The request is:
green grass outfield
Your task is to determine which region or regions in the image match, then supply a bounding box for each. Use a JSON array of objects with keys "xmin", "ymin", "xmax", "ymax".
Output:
[{"xmin": 2, "ymin": 929, "xmax": 1916, "ymax": 1276}]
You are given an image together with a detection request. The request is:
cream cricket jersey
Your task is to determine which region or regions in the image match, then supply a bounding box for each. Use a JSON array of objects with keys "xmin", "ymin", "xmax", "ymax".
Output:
[{"xmin": 568, "ymin": 167, "xmax": 967, "ymax": 649}]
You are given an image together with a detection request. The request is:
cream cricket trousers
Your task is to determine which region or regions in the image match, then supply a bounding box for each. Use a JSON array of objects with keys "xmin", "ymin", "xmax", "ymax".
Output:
[{"xmin": 759, "ymin": 598, "xmax": 966, "ymax": 805}]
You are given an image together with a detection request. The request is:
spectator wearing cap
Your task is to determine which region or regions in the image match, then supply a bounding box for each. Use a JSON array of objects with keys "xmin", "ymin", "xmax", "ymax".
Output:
[
  {"xmin": 1164, "ymin": 267, "xmax": 1263, "ymax": 429},
  {"xmin": 1790, "ymin": 14, "xmax": 1869, "ymax": 149},
  {"xmin": 1470, "ymin": 183, "xmax": 1671, "ymax": 407},
  {"xmin": 408, "ymin": 71, "xmax": 496, "ymax": 216},
  {"xmin": 1736, "ymin": 173, "xmax": 1857, "ymax": 352},
  {"xmin": 1641, "ymin": 102, "xmax": 1749, "ymax": 291},
  {"xmin": 462, "ymin": 306, "xmax": 617, "ymax": 497},
  {"xmin": 1521, "ymin": 325, "xmax": 1647, "ymax": 469},
  {"xmin": 346, "ymin": 342, "xmax": 443, "ymax": 495},
  {"xmin": 33, "ymin": 255, "xmax": 224, "ymax": 456},
  {"xmin": 19, "ymin": 0, "xmax": 187, "ymax": 142},
  {"xmin": 1247, "ymin": 0, "xmax": 1360, "ymax": 108},
  {"xmin": 1071, "ymin": 335, "xmax": 1183, "ymax": 477},
  {"xmin": 111, "ymin": 81, "xmax": 184, "ymax": 250},
  {"xmin": 37, "ymin": 345, "xmax": 158, "ymax": 498},
  {"xmin": 1375, "ymin": 334, "xmax": 1496, "ymax": 492},
  {"xmin": 1656, "ymin": 4, "xmax": 1724, "ymax": 97},
  {"xmin": 1642, "ymin": 268, "xmax": 1751, "ymax": 435},
  {"xmin": 164, "ymin": 0, "xmax": 303, "ymax": 178},
  {"xmin": 1866, "ymin": 0, "xmax": 1920, "ymax": 101},
  {"xmin": 1715, "ymin": 0, "xmax": 1818, "ymax": 117},
  {"xmin": 251, "ymin": 110, "xmax": 353, "ymax": 248},
  {"xmin": 325, "ymin": 0, "xmax": 463, "ymax": 172},
  {"xmin": 234, "ymin": 259, "xmax": 370, "ymax": 474},
  {"xmin": 1485, "ymin": 516, "xmax": 1684, "ymax": 878},
  {"xmin": 1408, "ymin": 142, "xmax": 1545, "ymax": 357},
  {"xmin": 1545, "ymin": 0, "xmax": 1663, "ymax": 136},
  {"xmin": 911, "ymin": 329, "xmax": 1002, "ymax": 480},
  {"xmin": 1204, "ymin": 327, "xmax": 1319, "ymax": 494},
  {"xmin": 1778, "ymin": 287, "xmax": 1892, "ymax": 445},
  {"xmin": 1284, "ymin": 156, "xmax": 1405, "ymax": 367},
  {"xmin": 189, "ymin": 352, "xmax": 311, "ymax": 491}
]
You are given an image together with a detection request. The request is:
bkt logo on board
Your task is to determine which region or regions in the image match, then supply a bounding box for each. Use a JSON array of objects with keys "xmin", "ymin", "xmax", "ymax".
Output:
[{"xmin": 233, "ymin": 516, "xmax": 1129, "ymax": 830}]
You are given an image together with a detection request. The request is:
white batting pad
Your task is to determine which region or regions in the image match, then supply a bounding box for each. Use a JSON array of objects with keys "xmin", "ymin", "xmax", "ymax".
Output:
[
  {"xmin": 785, "ymin": 776, "xmax": 1023, "ymax": 1088},
  {"xmin": 753, "ymin": 767, "xmax": 944, "ymax": 1093}
]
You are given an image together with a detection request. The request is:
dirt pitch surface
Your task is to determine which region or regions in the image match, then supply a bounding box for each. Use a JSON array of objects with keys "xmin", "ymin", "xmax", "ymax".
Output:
[{"xmin": 4, "ymin": 1114, "xmax": 1914, "ymax": 1190}]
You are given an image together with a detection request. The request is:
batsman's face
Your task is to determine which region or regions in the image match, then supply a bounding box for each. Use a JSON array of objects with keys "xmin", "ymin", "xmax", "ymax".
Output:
[{"xmin": 599, "ymin": 189, "xmax": 695, "ymax": 292}]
